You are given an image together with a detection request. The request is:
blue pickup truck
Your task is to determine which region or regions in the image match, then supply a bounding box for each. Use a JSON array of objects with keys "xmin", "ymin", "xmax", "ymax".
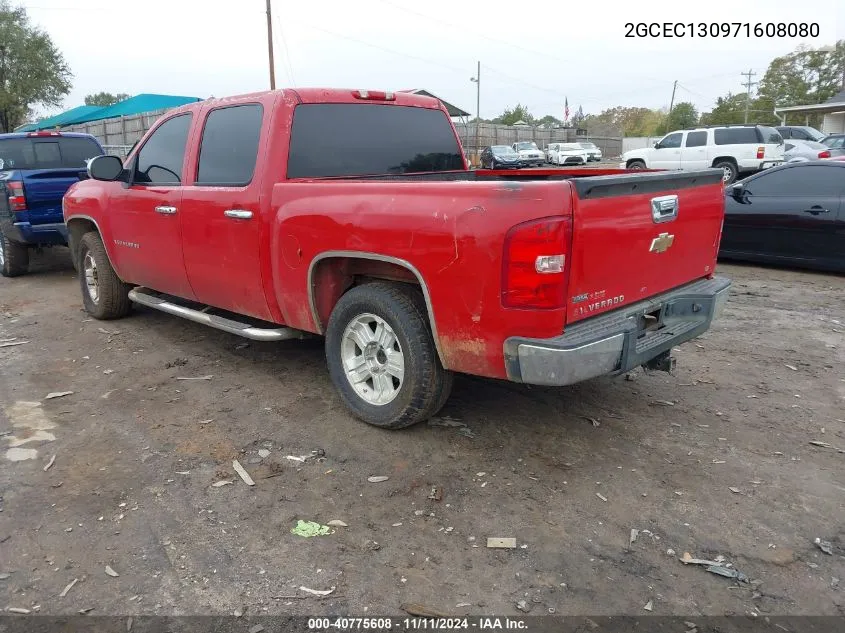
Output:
[{"xmin": 0, "ymin": 131, "xmax": 105, "ymax": 277}]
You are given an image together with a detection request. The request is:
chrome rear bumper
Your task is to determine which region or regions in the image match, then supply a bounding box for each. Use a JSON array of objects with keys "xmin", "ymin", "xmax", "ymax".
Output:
[{"xmin": 504, "ymin": 276, "xmax": 731, "ymax": 386}]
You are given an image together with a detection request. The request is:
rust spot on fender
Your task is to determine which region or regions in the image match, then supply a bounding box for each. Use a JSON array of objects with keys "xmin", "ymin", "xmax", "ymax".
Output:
[{"xmin": 438, "ymin": 335, "xmax": 495, "ymax": 376}]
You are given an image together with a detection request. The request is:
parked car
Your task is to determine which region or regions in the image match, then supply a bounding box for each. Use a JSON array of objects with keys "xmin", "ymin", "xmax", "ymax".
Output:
[
  {"xmin": 784, "ymin": 139, "xmax": 836, "ymax": 162},
  {"xmin": 578, "ymin": 141, "xmax": 603, "ymax": 162},
  {"xmin": 480, "ymin": 145, "xmax": 522, "ymax": 169},
  {"xmin": 621, "ymin": 124, "xmax": 784, "ymax": 184},
  {"xmin": 721, "ymin": 161, "xmax": 845, "ymax": 272},
  {"xmin": 64, "ymin": 87, "xmax": 730, "ymax": 429},
  {"xmin": 0, "ymin": 131, "xmax": 104, "ymax": 277},
  {"xmin": 547, "ymin": 142, "xmax": 588, "ymax": 165},
  {"xmin": 775, "ymin": 125, "xmax": 825, "ymax": 142},
  {"xmin": 511, "ymin": 141, "xmax": 545, "ymax": 167},
  {"xmin": 821, "ymin": 134, "xmax": 845, "ymax": 150}
]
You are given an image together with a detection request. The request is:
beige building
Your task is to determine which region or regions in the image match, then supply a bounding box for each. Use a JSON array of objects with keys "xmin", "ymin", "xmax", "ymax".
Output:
[{"xmin": 775, "ymin": 89, "xmax": 845, "ymax": 134}]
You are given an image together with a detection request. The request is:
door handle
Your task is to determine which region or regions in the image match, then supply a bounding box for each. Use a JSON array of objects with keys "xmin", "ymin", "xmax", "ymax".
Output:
[
  {"xmin": 803, "ymin": 207, "xmax": 829, "ymax": 215},
  {"xmin": 155, "ymin": 205, "xmax": 177, "ymax": 215},
  {"xmin": 224, "ymin": 209, "xmax": 253, "ymax": 220}
]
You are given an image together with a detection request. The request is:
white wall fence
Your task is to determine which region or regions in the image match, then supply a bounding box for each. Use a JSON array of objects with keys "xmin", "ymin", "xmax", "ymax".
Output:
[{"xmin": 622, "ymin": 137, "xmax": 662, "ymax": 154}]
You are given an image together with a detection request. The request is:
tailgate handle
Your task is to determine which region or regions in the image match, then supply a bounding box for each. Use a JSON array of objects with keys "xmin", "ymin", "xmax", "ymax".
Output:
[{"xmin": 651, "ymin": 195, "xmax": 679, "ymax": 224}]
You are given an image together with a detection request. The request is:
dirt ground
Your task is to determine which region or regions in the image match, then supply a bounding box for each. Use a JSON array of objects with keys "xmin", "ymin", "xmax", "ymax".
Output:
[{"xmin": 1, "ymin": 247, "xmax": 843, "ymax": 618}]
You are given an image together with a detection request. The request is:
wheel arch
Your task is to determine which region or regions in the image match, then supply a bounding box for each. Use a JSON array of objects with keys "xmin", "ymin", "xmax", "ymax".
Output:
[
  {"xmin": 308, "ymin": 251, "xmax": 445, "ymax": 366},
  {"xmin": 711, "ymin": 156, "xmax": 738, "ymax": 168},
  {"xmin": 66, "ymin": 215, "xmax": 103, "ymax": 267}
]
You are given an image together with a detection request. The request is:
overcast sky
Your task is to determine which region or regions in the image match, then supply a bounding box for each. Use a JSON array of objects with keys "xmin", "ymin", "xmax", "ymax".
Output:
[{"xmin": 21, "ymin": 0, "xmax": 845, "ymax": 120}]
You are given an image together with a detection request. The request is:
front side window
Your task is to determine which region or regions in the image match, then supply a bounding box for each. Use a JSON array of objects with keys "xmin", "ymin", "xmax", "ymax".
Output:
[
  {"xmin": 746, "ymin": 164, "xmax": 842, "ymax": 197},
  {"xmin": 134, "ymin": 114, "xmax": 193, "ymax": 185},
  {"xmin": 197, "ymin": 104, "xmax": 263, "ymax": 185},
  {"xmin": 659, "ymin": 133, "xmax": 682, "ymax": 149},
  {"xmin": 288, "ymin": 104, "xmax": 463, "ymax": 178}
]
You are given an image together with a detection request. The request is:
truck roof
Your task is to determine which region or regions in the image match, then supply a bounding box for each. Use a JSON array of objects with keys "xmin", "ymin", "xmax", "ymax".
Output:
[{"xmin": 167, "ymin": 88, "xmax": 445, "ymax": 115}]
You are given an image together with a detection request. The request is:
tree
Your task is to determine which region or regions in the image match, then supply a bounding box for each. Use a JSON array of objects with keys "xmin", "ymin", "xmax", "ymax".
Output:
[
  {"xmin": 569, "ymin": 105, "xmax": 585, "ymax": 128},
  {"xmin": 703, "ymin": 40, "xmax": 845, "ymax": 128},
  {"xmin": 492, "ymin": 104, "xmax": 534, "ymax": 125},
  {"xmin": 0, "ymin": 1, "xmax": 71, "ymax": 132},
  {"xmin": 659, "ymin": 101, "xmax": 698, "ymax": 134},
  {"xmin": 536, "ymin": 114, "xmax": 561, "ymax": 128},
  {"xmin": 84, "ymin": 92, "xmax": 130, "ymax": 107},
  {"xmin": 582, "ymin": 106, "xmax": 664, "ymax": 136}
]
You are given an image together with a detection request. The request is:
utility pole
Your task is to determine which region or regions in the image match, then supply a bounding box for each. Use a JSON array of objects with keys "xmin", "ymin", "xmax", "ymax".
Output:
[
  {"xmin": 741, "ymin": 68, "xmax": 757, "ymax": 124},
  {"xmin": 0, "ymin": 45, "xmax": 7, "ymax": 133},
  {"xmin": 266, "ymin": 0, "xmax": 276, "ymax": 90},
  {"xmin": 470, "ymin": 62, "xmax": 480, "ymax": 164},
  {"xmin": 667, "ymin": 80, "xmax": 677, "ymax": 131}
]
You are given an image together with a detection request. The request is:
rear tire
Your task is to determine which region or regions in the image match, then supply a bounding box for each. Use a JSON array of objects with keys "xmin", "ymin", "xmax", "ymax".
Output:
[
  {"xmin": 0, "ymin": 230, "xmax": 29, "ymax": 277},
  {"xmin": 325, "ymin": 281, "xmax": 453, "ymax": 429},
  {"xmin": 627, "ymin": 160, "xmax": 646, "ymax": 170},
  {"xmin": 78, "ymin": 232, "xmax": 132, "ymax": 320},
  {"xmin": 714, "ymin": 160, "xmax": 738, "ymax": 184}
]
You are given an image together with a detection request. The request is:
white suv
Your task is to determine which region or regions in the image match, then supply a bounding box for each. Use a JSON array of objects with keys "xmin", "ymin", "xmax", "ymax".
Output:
[{"xmin": 621, "ymin": 125, "xmax": 785, "ymax": 184}]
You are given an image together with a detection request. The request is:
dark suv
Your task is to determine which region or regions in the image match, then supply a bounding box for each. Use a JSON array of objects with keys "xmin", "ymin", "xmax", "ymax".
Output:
[{"xmin": 0, "ymin": 131, "xmax": 104, "ymax": 276}]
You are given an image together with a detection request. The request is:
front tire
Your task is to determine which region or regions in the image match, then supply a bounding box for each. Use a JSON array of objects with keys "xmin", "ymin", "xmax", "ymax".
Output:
[
  {"xmin": 0, "ymin": 230, "xmax": 29, "ymax": 277},
  {"xmin": 78, "ymin": 232, "xmax": 132, "ymax": 320},
  {"xmin": 325, "ymin": 282, "xmax": 453, "ymax": 429},
  {"xmin": 627, "ymin": 160, "xmax": 646, "ymax": 170}
]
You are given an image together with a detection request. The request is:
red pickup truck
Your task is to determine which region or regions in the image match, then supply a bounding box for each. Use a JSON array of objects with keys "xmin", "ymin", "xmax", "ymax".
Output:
[{"xmin": 63, "ymin": 88, "xmax": 730, "ymax": 429}]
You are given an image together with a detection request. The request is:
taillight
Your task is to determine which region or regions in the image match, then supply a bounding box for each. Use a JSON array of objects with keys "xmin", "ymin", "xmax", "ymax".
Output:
[
  {"xmin": 756, "ymin": 146, "xmax": 765, "ymax": 159},
  {"xmin": 502, "ymin": 216, "xmax": 571, "ymax": 310},
  {"xmin": 818, "ymin": 150, "xmax": 831, "ymax": 159},
  {"xmin": 7, "ymin": 181, "xmax": 27, "ymax": 212}
]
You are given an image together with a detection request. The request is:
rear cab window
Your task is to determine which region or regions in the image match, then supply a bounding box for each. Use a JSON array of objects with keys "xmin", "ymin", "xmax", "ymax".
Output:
[
  {"xmin": 287, "ymin": 104, "xmax": 464, "ymax": 178},
  {"xmin": 0, "ymin": 136, "xmax": 102, "ymax": 171}
]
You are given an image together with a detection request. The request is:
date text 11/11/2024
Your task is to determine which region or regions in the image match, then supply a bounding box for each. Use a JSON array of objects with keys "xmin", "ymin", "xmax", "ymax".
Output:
[
  {"xmin": 624, "ymin": 22, "xmax": 820, "ymax": 38},
  {"xmin": 307, "ymin": 617, "xmax": 529, "ymax": 630}
]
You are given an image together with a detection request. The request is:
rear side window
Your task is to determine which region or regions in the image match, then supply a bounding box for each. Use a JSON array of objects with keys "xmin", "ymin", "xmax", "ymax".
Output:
[
  {"xmin": 685, "ymin": 131, "xmax": 707, "ymax": 147},
  {"xmin": 758, "ymin": 126, "xmax": 783, "ymax": 144},
  {"xmin": 287, "ymin": 104, "xmax": 464, "ymax": 178},
  {"xmin": 714, "ymin": 127, "xmax": 760, "ymax": 145},
  {"xmin": 0, "ymin": 136, "xmax": 102, "ymax": 170},
  {"xmin": 134, "ymin": 114, "xmax": 192, "ymax": 185},
  {"xmin": 197, "ymin": 104, "xmax": 263, "ymax": 185}
]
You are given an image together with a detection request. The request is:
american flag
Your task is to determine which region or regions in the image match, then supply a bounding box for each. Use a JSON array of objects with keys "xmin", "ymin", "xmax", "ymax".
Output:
[{"xmin": 564, "ymin": 98, "xmax": 570, "ymax": 123}]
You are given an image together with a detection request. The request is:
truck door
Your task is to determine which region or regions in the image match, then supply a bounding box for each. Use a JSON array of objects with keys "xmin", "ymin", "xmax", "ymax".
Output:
[
  {"xmin": 108, "ymin": 113, "xmax": 195, "ymax": 297},
  {"xmin": 679, "ymin": 130, "xmax": 708, "ymax": 170},
  {"xmin": 179, "ymin": 97, "xmax": 273, "ymax": 321}
]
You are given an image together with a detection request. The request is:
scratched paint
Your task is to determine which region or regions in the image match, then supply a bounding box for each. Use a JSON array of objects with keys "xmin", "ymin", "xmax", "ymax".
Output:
[{"xmin": 3, "ymin": 401, "xmax": 57, "ymax": 462}]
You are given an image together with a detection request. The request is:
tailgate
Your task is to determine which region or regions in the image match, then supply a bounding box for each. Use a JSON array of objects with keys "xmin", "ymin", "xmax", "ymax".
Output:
[
  {"xmin": 566, "ymin": 169, "xmax": 725, "ymax": 324},
  {"xmin": 22, "ymin": 169, "xmax": 88, "ymax": 223}
]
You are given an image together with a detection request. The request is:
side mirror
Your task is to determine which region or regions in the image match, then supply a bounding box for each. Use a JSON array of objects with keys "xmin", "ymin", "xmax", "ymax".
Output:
[
  {"xmin": 653, "ymin": 142, "xmax": 661, "ymax": 149},
  {"xmin": 88, "ymin": 155, "xmax": 125, "ymax": 182},
  {"xmin": 730, "ymin": 182, "xmax": 745, "ymax": 199}
]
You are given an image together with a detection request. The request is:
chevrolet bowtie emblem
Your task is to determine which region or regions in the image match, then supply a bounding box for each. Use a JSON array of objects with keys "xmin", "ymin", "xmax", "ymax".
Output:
[{"xmin": 649, "ymin": 232, "xmax": 675, "ymax": 253}]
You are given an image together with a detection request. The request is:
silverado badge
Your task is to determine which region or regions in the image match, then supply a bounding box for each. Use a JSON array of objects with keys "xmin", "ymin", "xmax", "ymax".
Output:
[{"xmin": 649, "ymin": 232, "xmax": 675, "ymax": 254}]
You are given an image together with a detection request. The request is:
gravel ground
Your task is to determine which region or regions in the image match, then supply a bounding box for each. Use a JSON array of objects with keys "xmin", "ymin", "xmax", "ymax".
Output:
[{"xmin": 1, "ymin": 247, "xmax": 843, "ymax": 618}]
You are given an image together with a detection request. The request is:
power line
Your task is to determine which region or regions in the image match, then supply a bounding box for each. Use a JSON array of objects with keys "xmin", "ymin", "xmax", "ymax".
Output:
[{"xmin": 274, "ymin": 16, "xmax": 296, "ymax": 87}]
